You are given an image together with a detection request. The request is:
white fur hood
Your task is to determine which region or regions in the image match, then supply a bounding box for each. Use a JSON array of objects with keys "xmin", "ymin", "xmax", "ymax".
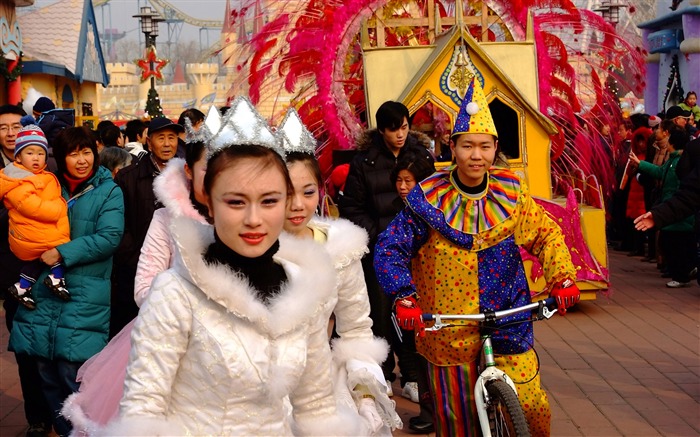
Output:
[
  {"xmin": 309, "ymin": 217, "xmax": 369, "ymax": 269},
  {"xmin": 153, "ymin": 158, "xmax": 207, "ymax": 223},
  {"xmin": 168, "ymin": 216, "xmax": 337, "ymax": 338}
]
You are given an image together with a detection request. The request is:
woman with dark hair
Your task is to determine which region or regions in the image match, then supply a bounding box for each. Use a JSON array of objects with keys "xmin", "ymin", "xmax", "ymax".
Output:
[
  {"xmin": 100, "ymin": 124, "xmax": 124, "ymax": 149},
  {"xmin": 9, "ymin": 126, "xmax": 124, "ymax": 437},
  {"xmin": 175, "ymin": 109, "xmax": 206, "ymax": 157},
  {"xmin": 177, "ymin": 108, "xmax": 205, "ymax": 129},
  {"xmin": 280, "ymin": 109, "xmax": 401, "ymax": 435},
  {"xmin": 62, "ymin": 141, "xmax": 210, "ymax": 432},
  {"xmin": 391, "ymin": 153, "xmax": 436, "ymax": 201},
  {"xmin": 100, "ymin": 99, "xmax": 364, "ymax": 435}
]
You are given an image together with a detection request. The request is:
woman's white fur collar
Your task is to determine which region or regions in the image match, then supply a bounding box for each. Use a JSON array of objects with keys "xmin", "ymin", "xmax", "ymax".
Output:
[
  {"xmin": 168, "ymin": 216, "xmax": 336, "ymax": 338},
  {"xmin": 308, "ymin": 217, "xmax": 368, "ymax": 269}
]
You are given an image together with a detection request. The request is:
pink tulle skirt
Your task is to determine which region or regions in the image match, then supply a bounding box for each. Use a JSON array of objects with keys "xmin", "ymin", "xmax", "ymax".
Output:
[{"xmin": 62, "ymin": 319, "xmax": 134, "ymax": 434}]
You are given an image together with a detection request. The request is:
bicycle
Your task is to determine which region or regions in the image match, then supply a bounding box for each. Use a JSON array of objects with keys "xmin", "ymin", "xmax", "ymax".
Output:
[{"xmin": 421, "ymin": 297, "xmax": 558, "ymax": 437}]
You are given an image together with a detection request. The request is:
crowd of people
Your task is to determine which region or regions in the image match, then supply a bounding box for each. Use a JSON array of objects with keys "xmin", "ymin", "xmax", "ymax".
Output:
[
  {"xmin": 607, "ymin": 91, "xmax": 700, "ymax": 289},
  {"xmin": 2, "ymin": 83, "xmax": 696, "ymax": 437}
]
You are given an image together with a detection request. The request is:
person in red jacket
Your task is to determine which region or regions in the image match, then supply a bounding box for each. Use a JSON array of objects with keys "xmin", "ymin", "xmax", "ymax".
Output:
[
  {"xmin": 624, "ymin": 127, "xmax": 652, "ymax": 256},
  {"xmin": 0, "ymin": 125, "xmax": 70, "ymax": 309}
]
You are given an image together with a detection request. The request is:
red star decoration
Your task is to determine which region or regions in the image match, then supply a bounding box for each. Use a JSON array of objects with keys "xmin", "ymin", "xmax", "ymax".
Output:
[
  {"xmin": 596, "ymin": 45, "xmax": 626, "ymax": 72},
  {"xmin": 136, "ymin": 47, "xmax": 168, "ymax": 82}
]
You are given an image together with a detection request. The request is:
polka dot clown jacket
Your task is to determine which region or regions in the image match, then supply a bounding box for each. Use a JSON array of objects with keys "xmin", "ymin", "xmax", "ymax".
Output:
[{"xmin": 374, "ymin": 166, "xmax": 575, "ymax": 366}]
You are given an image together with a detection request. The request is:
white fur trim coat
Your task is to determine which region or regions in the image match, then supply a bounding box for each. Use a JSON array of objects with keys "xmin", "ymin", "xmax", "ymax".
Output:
[
  {"xmin": 308, "ymin": 217, "xmax": 401, "ymax": 432},
  {"xmin": 114, "ymin": 217, "xmax": 364, "ymax": 436},
  {"xmin": 134, "ymin": 158, "xmax": 208, "ymax": 306}
]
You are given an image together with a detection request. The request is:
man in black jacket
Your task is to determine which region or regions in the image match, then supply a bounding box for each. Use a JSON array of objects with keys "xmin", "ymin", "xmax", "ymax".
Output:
[
  {"xmin": 111, "ymin": 117, "xmax": 182, "ymax": 337},
  {"xmin": 341, "ymin": 102, "xmax": 434, "ymax": 240},
  {"xmin": 340, "ymin": 101, "xmax": 434, "ymax": 401}
]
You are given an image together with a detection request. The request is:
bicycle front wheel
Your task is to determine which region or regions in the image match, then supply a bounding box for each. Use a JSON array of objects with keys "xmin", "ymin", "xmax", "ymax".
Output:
[{"xmin": 485, "ymin": 380, "xmax": 531, "ymax": 437}]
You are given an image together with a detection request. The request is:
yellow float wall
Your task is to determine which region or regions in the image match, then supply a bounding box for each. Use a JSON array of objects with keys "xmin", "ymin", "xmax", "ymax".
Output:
[{"xmin": 363, "ymin": 47, "xmax": 433, "ymax": 127}]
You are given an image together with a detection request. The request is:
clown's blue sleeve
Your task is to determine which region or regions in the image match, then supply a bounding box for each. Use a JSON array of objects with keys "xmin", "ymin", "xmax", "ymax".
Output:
[{"xmin": 374, "ymin": 206, "xmax": 430, "ymax": 300}]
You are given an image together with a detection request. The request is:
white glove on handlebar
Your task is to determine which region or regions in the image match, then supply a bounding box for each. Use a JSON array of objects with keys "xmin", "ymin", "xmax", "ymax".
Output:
[{"xmin": 358, "ymin": 397, "xmax": 383, "ymax": 434}]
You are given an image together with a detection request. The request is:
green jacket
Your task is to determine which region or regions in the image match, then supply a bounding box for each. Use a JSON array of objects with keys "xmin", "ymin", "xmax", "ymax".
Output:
[
  {"xmin": 678, "ymin": 102, "xmax": 700, "ymax": 123},
  {"xmin": 638, "ymin": 151, "xmax": 695, "ymax": 233},
  {"xmin": 10, "ymin": 166, "xmax": 124, "ymax": 362}
]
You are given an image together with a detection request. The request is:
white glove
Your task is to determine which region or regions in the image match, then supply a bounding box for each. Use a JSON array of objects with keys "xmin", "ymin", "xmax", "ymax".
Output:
[{"xmin": 358, "ymin": 397, "xmax": 383, "ymax": 434}]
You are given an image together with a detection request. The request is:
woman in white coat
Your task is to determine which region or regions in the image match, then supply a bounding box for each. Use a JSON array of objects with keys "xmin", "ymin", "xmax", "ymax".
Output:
[
  {"xmin": 278, "ymin": 109, "xmax": 402, "ymax": 434},
  {"xmin": 107, "ymin": 109, "xmax": 365, "ymax": 434}
]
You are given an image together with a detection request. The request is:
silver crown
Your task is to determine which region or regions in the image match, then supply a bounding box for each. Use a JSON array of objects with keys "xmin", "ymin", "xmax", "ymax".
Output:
[
  {"xmin": 204, "ymin": 96, "xmax": 283, "ymax": 158},
  {"xmin": 277, "ymin": 107, "xmax": 317, "ymax": 156}
]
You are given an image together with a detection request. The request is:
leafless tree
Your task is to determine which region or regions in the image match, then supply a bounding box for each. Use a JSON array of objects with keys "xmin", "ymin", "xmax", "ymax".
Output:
[
  {"xmin": 112, "ymin": 38, "xmax": 142, "ymax": 63},
  {"xmin": 170, "ymin": 40, "xmax": 202, "ymax": 65}
]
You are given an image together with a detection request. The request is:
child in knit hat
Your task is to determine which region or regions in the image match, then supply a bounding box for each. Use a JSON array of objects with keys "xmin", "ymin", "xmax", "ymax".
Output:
[{"xmin": 0, "ymin": 125, "xmax": 71, "ymax": 309}]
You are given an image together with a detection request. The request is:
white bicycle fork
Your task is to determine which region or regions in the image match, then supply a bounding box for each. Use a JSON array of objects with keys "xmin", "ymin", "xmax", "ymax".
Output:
[{"xmin": 473, "ymin": 336, "xmax": 520, "ymax": 437}]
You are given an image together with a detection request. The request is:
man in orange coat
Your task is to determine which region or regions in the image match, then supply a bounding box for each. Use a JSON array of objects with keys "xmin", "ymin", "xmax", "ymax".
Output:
[{"xmin": 0, "ymin": 125, "xmax": 70, "ymax": 309}]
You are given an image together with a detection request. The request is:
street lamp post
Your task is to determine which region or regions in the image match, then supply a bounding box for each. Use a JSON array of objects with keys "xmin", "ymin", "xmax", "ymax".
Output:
[
  {"xmin": 593, "ymin": 0, "xmax": 627, "ymax": 26},
  {"xmin": 134, "ymin": 6, "xmax": 165, "ymax": 117},
  {"xmin": 593, "ymin": 1, "xmax": 628, "ymax": 112}
]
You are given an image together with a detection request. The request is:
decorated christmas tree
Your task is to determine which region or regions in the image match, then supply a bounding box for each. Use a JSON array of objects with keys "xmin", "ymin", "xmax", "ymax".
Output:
[
  {"xmin": 145, "ymin": 88, "xmax": 164, "ymax": 118},
  {"xmin": 135, "ymin": 46, "xmax": 168, "ymax": 119}
]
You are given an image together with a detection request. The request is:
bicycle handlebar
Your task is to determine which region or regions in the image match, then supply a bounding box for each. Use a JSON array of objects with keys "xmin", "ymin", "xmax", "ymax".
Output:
[{"xmin": 421, "ymin": 297, "xmax": 557, "ymax": 329}]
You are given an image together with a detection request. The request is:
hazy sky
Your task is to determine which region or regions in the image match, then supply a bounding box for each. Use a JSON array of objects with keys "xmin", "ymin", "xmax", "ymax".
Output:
[
  {"xmin": 30, "ymin": 0, "xmax": 230, "ymax": 43},
  {"xmin": 26, "ymin": 0, "xmax": 649, "ymax": 48}
]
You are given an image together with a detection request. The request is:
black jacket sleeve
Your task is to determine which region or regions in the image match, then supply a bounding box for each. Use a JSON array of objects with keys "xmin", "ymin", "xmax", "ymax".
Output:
[
  {"xmin": 339, "ymin": 158, "xmax": 378, "ymax": 240},
  {"xmin": 113, "ymin": 169, "xmax": 139, "ymax": 269},
  {"xmin": 651, "ymin": 157, "xmax": 700, "ymax": 228}
]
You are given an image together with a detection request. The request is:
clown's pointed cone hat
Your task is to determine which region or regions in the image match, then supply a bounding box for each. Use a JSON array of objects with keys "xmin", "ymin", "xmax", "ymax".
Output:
[{"xmin": 452, "ymin": 77, "xmax": 498, "ymax": 138}]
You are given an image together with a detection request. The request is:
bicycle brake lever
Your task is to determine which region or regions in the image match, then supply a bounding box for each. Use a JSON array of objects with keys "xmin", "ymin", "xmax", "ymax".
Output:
[
  {"xmin": 536, "ymin": 300, "xmax": 558, "ymax": 319},
  {"xmin": 541, "ymin": 306, "xmax": 558, "ymax": 319},
  {"xmin": 424, "ymin": 323, "xmax": 453, "ymax": 332},
  {"xmin": 423, "ymin": 314, "xmax": 453, "ymax": 332}
]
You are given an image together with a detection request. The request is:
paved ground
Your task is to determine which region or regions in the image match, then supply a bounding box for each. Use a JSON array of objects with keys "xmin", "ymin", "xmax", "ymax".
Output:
[{"xmin": 1, "ymin": 251, "xmax": 699, "ymax": 436}]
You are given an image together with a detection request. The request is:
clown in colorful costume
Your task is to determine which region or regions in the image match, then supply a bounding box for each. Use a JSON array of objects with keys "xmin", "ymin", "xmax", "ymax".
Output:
[
  {"xmin": 378, "ymin": 165, "xmax": 575, "ymax": 359},
  {"xmin": 374, "ymin": 167, "xmax": 575, "ymax": 435},
  {"xmin": 374, "ymin": 77, "xmax": 578, "ymax": 436}
]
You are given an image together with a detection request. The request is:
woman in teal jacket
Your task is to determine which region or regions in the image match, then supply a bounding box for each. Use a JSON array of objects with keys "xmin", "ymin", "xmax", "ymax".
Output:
[
  {"xmin": 631, "ymin": 126, "xmax": 694, "ymax": 288},
  {"xmin": 10, "ymin": 127, "xmax": 124, "ymax": 437}
]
